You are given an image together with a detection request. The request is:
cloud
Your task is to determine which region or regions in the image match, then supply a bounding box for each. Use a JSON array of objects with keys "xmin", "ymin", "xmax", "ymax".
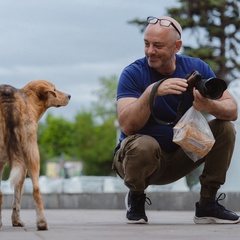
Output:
[{"xmin": 0, "ymin": 0, "xmax": 177, "ymax": 120}]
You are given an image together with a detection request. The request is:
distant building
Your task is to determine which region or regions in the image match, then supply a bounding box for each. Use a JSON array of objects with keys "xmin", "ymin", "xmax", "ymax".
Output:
[{"xmin": 46, "ymin": 156, "xmax": 82, "ymax": 178}]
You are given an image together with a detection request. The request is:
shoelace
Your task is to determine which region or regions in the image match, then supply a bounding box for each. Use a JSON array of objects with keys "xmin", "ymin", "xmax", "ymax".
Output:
[
  {"xmin": 214, "ymin": 193, "xmax": 239, "ymax": 217},
  {"xmin": 215, "ymin": 193, "xmax": 228, "ymax": 210},
  {"xmin": 217, "ymin": 193, "xmax": 226, "ymax": 202},
  {"xmin": 145, "ymin": 197, "xmax": 152, "ymax": 206},
  {"xmin": 130, "ymin": 195, "xmax": 152, "ymax": 213}
]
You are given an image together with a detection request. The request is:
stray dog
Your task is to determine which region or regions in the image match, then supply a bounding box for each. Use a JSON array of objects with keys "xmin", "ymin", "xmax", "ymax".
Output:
[{"xmin": 0, "ymin": 80, "xmax": 71, "ymax": 230}]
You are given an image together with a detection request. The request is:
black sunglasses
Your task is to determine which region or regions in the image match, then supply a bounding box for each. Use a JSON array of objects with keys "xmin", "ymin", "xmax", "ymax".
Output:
[{"xmin": 147, "ymin": 16, "xmax": 181, "ymax": 38}]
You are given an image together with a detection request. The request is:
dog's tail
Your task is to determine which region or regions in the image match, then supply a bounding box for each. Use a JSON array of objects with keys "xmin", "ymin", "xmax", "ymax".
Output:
[{"xmin": 9, "ymin": 161, "xmax": 26, "ymax": 189}]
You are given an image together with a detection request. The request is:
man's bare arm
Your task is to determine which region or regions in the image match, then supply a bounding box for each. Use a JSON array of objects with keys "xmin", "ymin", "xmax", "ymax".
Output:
[
  {"xmin": 193, "ymin": 89, "xmax": 238, "ymax": 121},
  {"xmin": 117, "ymin": 78, "xmax": 188, "ymax": 135}
]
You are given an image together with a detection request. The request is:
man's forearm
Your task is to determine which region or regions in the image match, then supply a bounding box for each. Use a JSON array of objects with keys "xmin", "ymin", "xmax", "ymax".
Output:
[{"xmin": 118, "ymin": 85, "xmax": 153, "ymax": 135}]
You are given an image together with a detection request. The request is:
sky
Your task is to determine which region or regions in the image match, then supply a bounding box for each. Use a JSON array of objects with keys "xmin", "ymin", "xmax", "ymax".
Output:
[{"xmin": 0, "ymin": 0, "xmax": 180, "ymax": 121}]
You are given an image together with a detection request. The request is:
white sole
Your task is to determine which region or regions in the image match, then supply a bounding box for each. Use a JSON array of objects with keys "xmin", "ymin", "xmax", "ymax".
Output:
[
  {"xmin": 194, "ymin": 216, "xmax": 240, "ymax": 224},
  {"xmin": 126, "ymin": 218, "xmax": 148, "ymax": 224},
  {"xmin": 125, "ymin": 192, "xmax": 129, "ymax": 210},
  {"xmin": 125, "ymin": 192, "xmax": 148, "ymax": 224}
]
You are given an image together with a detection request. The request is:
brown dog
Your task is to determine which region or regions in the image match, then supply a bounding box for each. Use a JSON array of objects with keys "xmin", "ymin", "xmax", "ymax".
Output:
[{"xmin": 0, "ymin": 80, "xmax": 71, "ymax": 230}]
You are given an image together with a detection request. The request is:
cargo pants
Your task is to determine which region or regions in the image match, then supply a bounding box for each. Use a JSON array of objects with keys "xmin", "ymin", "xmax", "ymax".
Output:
[{"xmin": 113, "ymin": 119, "xmax": 236, "ymax": 198}]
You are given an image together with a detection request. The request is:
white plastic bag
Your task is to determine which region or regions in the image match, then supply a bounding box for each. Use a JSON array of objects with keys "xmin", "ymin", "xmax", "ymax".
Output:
[{"xmin": 173, "ymin": 106, "xmax": 215, "ymax": 162}]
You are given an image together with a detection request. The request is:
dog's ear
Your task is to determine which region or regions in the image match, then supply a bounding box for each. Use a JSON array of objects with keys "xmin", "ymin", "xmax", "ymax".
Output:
[
  {"xmin": 37, "ymin": 91, "xmax": 48, "ymax": 100},
  {"xmin": 37, "ymin": 89, "xmax": 57, "ymax": 100},
  {"xmin": 48, "ymin": 90, "xmax": 57, "ymax": 97}
]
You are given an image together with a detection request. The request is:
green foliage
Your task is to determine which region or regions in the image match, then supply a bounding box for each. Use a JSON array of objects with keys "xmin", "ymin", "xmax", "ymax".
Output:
[
  {"xmin": 185, "ymin": 165, "xmax": 204, "ymax": 191},
  {"xmin": 37, "ymin": 75, "xmax": 118, "ymax": 176},
  {"xmin": 74, "ymin": 115, "xmax": 116, "ymax": 175},
  {"xmin": 167, "ymin": 0, "xmax": 240, "ymax": 81},
  {"xmin": 183, "ymin": 46, "xmax": 220, "ymax": 71},
  {"xmin": 38, "ymin": 115, "xmax": 75, "ymax": 158},
  {"xmin": 127, "ymin": 18, "xmax": 148, "ymax": 33},
  {"xmin": 91, "ymin": 75, "xmax": 118, "ymax": 122},
  {"xmin": 73, "ymin": 75, "xmax": 118, "ymax": 175},
  {"xmin": 128, "ymin": 0, "xmax": 240, "ymax": 81},
  {"xmin": 38, "ymin": 114, "xmax": 76, "ymax": 175},
  {"xmin": 3, "ymin": 75, "xmax": 118, "ymax": 178},
  {"xmin": 2, "ymin": 162, "xmax": 10, "ymax": 180},
  {"xmin": 127, "ymin": 1, "xmax": 240, "ymax": 189}
]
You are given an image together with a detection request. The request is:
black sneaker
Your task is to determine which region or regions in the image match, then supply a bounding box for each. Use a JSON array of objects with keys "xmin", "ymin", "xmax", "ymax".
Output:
[
  {"xmin": 194, "ymin": 193, "xmax": 240, "ymax": 224},
  {"xmin": 125, "ymin": 192, "xmax": 152, "ymax": 224}
]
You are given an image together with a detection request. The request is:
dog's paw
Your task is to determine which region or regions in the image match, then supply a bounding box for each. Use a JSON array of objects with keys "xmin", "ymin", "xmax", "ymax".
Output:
[
  {"xmin": 37, "ymin": 218, "xmax": 48, "ymax": 231},
  {"xmin": 12, "ymin": 220, "xmax": 25, "ymax": 227}
]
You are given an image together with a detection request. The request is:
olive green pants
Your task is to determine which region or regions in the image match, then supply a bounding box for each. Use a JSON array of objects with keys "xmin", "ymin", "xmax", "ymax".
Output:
[{"xmin": 113, "ymin": 119, "xmax": 236, "ymax": 198}]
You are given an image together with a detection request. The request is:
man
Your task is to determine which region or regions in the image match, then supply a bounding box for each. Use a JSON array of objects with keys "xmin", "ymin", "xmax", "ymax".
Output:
[{"xmin": 113, "ymin": 16, "xmax": 239, "ymax": 224}]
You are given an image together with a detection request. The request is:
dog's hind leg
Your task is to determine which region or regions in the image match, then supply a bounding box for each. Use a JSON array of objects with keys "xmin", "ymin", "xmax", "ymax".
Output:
[
  {"xmin": 27, "ymin": 151, "xmax": 48, "ymax": 230},
  {"xmin": 32, "ymin": 181, "xmax": 48, "ymax": 230},
  {"xmin": 0, "ymin": 163, "xmax": 4, "ymax": 228},
  {"xmin": 0, "ymin": 162, "xmax": 7, "ymax": 228},
  {"xmin": 10, "ymin": 162, "xmax": 27, "ymax": 227},
  {"xmin": 30, "ymin": 174, "xmax": 48, "ymax": 230},
  {"xmin": 0, "ymin": 191, "xmax": 2, "ymax": 228}
]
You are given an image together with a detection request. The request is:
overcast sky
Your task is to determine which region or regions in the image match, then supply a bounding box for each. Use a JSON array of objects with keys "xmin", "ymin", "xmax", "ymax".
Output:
[{"xmin": 0, "ymin": 0, "xmax": 179, "ymax": 121}]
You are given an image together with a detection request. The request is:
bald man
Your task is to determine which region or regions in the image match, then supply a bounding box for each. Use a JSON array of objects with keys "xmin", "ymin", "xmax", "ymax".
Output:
[{"xmin": 113, "ymin": 16, "xmax": 239, "ymax": 224}]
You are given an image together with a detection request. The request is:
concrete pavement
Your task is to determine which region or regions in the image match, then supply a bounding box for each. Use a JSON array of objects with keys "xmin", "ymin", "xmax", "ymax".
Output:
[
  {"xmin": 2, "ymin": 192, "xmax": 240, "ymax": 211},
  {"xmin": 1, "ymin": 209, "xmax": 240, "ymax": 240}
]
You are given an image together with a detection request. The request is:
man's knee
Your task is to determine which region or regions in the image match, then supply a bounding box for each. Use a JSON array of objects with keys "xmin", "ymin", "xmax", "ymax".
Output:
[
  {"xmin": 134, "ymin": 135, "xmax": 160, "ymax": 154},
  {"xmin": 209, "ymin": 120, "xmax": 236, "ymax": 140},
  {"xmin": 208, "ymin": 120, "xmax": 236, "ymax": 156},
  {"xmin": 122, "ymin": 135, "xmax": 161, "ymax": 191},
  {"xmin": 121, "ymin": 135, "xmax": 161, "ymax": 169}
]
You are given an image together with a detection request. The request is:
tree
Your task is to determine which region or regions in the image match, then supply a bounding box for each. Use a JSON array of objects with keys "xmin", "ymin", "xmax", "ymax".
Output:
[
  {"xmin": 129, "ymin": 0, "xmax": 240, "ymax": 81},
  {"xmin": 168, "ymin": 0, "xmax": 240, "ymax": 81},
  {"xmin": 92, "ymin": 75, "xmax": 118, "ymax": 122},
  {"xmin": 3, "ymin": 75, "xmax": 118, "ymax": 179},
  {"xmin": 38, "ymin": 114, "xmax": 76, "ymax": 174},
  {"xmin": 128, "ymin": 2, "xmax": 240, "ymax": 190},
  {"xmin": 73, "ymin": 75, "xmax": 118, "ymax": 175},
  {"xmin": 74, "ymin": 112, "xmax": 116, "ymax": 175},
  {"xmin": 2, "ymin": 114, "xmax": 77, "ymax": 179},
  {"xmin": 37, "ymin": 75, "xmax": 118, "ymax": 176}
]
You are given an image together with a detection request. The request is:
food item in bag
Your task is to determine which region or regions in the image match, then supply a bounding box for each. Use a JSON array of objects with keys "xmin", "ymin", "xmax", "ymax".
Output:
[{"xmin": 173, "ymin": 119, "xmax": 215, "ymax": 158}]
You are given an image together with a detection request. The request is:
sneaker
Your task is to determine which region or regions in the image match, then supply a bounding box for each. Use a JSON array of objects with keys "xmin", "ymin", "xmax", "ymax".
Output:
[
  {"xmin": 194, "ymin": 193, "xmax": 240, "ymax": 224},
  {"xmin": 125, "ymin": 192, "xmax": 152, "ymax": 224}
]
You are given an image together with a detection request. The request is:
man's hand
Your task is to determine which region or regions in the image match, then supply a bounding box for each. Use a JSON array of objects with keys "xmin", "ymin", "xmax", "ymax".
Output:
[
  {"xmin": 192, "ymin": 88, "xmax": 212, "ymax": 112},
  {"xmin": 156, "ymin": 78, "xmax": 188, "ymax": 96},
  {"xmin": 193, "ymin": 87, "xmax": 238, "ymax": 121}
]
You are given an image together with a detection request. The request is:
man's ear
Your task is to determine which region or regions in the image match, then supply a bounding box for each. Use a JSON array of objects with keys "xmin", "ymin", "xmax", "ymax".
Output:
[{"xmin": 175, "ymin": 39, "xmax": 182, "ymax": 53}]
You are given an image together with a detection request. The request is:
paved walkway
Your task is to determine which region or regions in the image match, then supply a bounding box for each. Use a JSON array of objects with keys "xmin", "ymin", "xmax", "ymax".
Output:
[{"xmin": 1, "ymin": 209, "xmax": 240, "ymax": 240}]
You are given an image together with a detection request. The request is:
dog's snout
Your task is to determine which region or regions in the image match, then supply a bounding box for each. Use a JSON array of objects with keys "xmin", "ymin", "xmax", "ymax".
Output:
[{"xmin": 64, "ymin": 93, "xmax": 71, "ymax": 100}]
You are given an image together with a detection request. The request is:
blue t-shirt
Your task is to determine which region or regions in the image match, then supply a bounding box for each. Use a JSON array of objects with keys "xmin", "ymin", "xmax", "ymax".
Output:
[{"xmin": 117, "ymin": 54, "xmax": 216, "ymax": 152}]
